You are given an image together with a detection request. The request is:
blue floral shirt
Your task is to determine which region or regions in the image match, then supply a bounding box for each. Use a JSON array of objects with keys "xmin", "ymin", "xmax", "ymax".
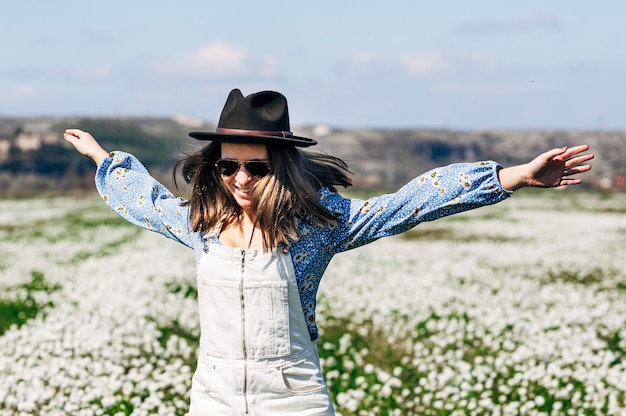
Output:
[{"xmin": 96, "ymin": 151, "xmax": 512, "ymax": 340}]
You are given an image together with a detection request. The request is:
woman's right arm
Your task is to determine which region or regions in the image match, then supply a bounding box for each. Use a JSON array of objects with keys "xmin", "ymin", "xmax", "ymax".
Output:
[
  {"xmin": 64, "ymin": 129, "xmax": 110, "ymax": 166},
  {"xmin": 64, "ymin": 129, "xmax": 194, "ymax": 249}
]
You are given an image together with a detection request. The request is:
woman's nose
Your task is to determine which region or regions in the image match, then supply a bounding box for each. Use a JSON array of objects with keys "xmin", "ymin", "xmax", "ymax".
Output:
[{"xmin": 235, "ymin": 166, "xmax": 254, "ymax": 183}]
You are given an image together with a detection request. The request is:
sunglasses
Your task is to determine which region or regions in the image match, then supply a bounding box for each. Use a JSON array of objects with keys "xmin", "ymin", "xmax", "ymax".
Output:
[{"xmin": 215, "ymin": 159, "xmax": 271, "ymax": 178}]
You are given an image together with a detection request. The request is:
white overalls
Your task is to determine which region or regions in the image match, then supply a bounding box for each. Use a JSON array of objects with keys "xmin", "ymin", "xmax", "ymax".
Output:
[{"xmin": 187, "ymin": 243, "xmax": 335, "ymax": 415}]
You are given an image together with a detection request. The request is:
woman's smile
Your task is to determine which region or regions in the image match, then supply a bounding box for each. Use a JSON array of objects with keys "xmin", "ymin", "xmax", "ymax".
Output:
[
  {"xmin": 234, "ymin": 183, "xmax": 254, "ymax": 197},
  {"xmin": 220, "ymin": 142, "xmax": 269, "ymax": 213}
]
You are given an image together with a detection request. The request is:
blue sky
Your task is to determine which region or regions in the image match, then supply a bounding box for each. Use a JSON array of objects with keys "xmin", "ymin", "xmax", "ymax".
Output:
[{"xmin": 1, "ymin": 1, "xmax": 623, "ymax": 130}]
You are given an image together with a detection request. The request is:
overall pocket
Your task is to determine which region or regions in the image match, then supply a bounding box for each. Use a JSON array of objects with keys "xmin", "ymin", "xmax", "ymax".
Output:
[
  {"xmin": 243, "ymin": 280, "xmax": 290, "ymax": 359},
  {"xmin": 280, "ymin": 357, "xmax": 328, "ymax": 395},
  {"xmin": 198, "ymin": 279, "xmax": 243, "ymax": 359},
  {"xmin": 198, "ymin": 278, "xmax": 291, "ymax": 359}
]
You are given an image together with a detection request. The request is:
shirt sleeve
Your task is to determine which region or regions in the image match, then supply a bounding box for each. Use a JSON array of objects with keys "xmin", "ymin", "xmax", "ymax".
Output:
[
  {"xmin": 325, "ymin": 160, "xmax": 513, "ymax": 252},
  {"xmin": 95, "ymin": 151, "xmax": 194, "ymax": 249}
]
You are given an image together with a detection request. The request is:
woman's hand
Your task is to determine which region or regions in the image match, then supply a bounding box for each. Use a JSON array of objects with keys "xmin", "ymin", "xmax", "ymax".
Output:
[
  {"xmin": 498, "ymin": 145, "xmax": 594, "ymax": 191},
  {"xmin": 63, "ymin": 129, "xmax": 110, "ymax": 166}
]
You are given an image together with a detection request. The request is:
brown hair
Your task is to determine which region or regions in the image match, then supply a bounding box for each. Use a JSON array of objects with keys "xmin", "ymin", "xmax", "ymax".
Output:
[{"xmin": 174, "ymin": 143, "xmax": 353, "ymax": 249}]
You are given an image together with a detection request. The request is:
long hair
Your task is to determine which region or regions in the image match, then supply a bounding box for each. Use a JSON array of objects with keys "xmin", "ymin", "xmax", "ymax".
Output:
[{"xmin": 174, "ymin": 143, "xmax": 353, "ymax": 249}]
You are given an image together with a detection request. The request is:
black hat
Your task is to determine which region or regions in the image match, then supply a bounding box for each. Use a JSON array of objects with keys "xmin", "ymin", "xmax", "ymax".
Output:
[{"xmin": 189, "ymin": 89, "xmax": 317, "ymax": 147}]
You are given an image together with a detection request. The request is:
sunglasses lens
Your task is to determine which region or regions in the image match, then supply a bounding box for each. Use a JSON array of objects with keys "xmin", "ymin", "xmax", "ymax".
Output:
[
  {"xmin": 215, "ymin": 160, "xmax": 270, "ymax": 178},
  {"xmin": 245, "ymin": 162, "xmax": 270, "ymax": 178},
  {"xmin": 216, "ymin": 160, "xmax": 238, "ymax": 176}
]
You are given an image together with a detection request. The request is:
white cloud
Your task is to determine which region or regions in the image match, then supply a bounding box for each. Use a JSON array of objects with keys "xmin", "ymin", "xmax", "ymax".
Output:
[
  {"xmin": 401, "ymin": 52, "xmax": 450, "ymax": 78},
  {"xmin": 456, "ymin": 11, "xmax": 561, "ymax": 35},
  {"xmin": 401, "ymin": 52, "xmax": 498, "ymax": 79},
  {"xmin": 258, "ymin": 56, "xmax": 280, "ymax": 79},
  {"xmin": 7, "ymin": 85, "xmax": 40, "ymax": 99},
  {"xmin": 334, "ymin": 51, "xmax": 398, "ymax": 79},
  {"xmin": 0, "ymin": 84, "xmax": 51, "ymax": 111},
  {"xmin": 150, "ymin": 41, "xmax": 279, "ymax": 80},
  {"xmin": 351, "ymin": 51, "xmax": 379, "ymax": 65},
  {"xmin": 334, "ymin": 50, "xmax": 500, "ymax": 82},
  {"xmin": 69, "ymin": 63, "xmax": 113, "ymax": 82}
]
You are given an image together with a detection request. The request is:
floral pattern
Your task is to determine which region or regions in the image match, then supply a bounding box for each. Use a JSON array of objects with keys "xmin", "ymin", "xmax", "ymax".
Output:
[{"xmin": 96, "ymin": 151, "xmax": 511, "ymax": 340}]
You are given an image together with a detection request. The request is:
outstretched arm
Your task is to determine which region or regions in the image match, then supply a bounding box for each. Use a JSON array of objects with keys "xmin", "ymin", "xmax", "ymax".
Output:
[
  {"xmin": 497, "ymin": 145, "xmax": 594, "ymax": 191},
  {"xmin": 63, "ymin": 129, "xmax": 110, "ymax": 166},
  {"xmin": 64, "ymin": 128, "xmax": 195, "ymax": 249}
]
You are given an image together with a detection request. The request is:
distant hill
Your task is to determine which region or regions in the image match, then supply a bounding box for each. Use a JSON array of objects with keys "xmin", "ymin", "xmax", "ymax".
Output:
[
  {"xmin": 0, "ymin": 117, "xmax": 624, "ymax": 196},
  {"xmin": 301, "ymin": 125, "xmax": 625, "ymax": 190},
  {"xmin": 0, "ymin": 117, "xmax": 210, "ymax": 196}
]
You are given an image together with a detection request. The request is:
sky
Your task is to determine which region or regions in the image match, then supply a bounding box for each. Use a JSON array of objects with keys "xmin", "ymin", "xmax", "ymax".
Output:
[{"xmin": 1, "ymin": 1, "xmax": 624, "ymax": 131}]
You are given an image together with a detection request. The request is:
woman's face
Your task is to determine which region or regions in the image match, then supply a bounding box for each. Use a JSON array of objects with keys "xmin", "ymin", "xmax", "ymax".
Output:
[{"xmin": 219, "ymin": 142, "xmax": 270, "ymax": 213}]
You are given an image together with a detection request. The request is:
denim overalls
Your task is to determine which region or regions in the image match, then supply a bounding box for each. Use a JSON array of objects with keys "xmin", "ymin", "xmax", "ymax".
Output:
[{"xmin": 187, "ymin": 243, "xmax": 335, "ymax": 415}]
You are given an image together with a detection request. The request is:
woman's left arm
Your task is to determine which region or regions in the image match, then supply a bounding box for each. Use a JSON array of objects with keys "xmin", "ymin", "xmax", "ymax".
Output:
[
  {"xmin": 497, "ymin": 145, "xmax": 594, "ymax": 191},
  {"xmin": 329, "ymin": 160, "xmax": 512, "ymax": 252},
  {"xmin": 325, "ymin": 145, "xmax": 593, "ymax": 253}
]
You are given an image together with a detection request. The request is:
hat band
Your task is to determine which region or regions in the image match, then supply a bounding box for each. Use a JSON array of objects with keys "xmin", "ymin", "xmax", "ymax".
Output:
[{"xmin": 216, "ymin": 127, "xmax": 294, "ymax": 138}]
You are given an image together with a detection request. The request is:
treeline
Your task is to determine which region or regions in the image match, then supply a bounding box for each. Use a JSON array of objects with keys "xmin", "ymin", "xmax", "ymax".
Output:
[
  {"xmin": 1, "ymin": 117, "xmax": 625, "ymax": 196},
  {"xmin": 0, "ymin": 117, "xmax": 202, "ymax": 196}
]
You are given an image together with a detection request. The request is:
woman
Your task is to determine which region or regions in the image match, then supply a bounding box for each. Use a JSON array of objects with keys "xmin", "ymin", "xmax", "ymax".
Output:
[{"xmin": 64, "ymin": 89, "xmax": 593, "ymax": 415}]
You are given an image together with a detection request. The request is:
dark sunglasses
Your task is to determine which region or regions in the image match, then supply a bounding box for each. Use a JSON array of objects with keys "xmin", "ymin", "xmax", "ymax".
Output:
[{"xmin": 215, "ymin": 159, "xmax": 271, "ymax": 178}]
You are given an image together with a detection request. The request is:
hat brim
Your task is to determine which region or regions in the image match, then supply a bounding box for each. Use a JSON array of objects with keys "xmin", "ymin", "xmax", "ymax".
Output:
[{"xmin": 189, "ymin": 131, "xmax": 317, "ymax": 147}]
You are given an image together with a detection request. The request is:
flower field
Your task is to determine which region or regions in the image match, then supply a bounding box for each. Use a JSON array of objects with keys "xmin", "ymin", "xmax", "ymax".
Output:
[{"xmin": 1, "ymin": 190, "xmax": 625, "ymax": 415}]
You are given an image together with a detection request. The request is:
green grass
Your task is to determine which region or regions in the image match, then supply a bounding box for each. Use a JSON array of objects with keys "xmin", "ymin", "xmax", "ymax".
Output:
[
  {"xmin": 66, "ymin": 230, "xmax": 141, "ymax": 264},
  {"xmin": 398, "ymin": 226, "xmax": 520, "ymax": 243},
  {"xmin": 0, "ymin": 271, "xmax": 60, "ymax": 335},
  {"xmin": 1, "ymin": 210, "xmax": 131, "ymax": 243},
  {"xmin": 153, "ymin": 278, "xmax": 199, "ymax": 368},
  {"xmin": 542, "ymin": 267, "xmax": 620, "ymax": 286}
]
